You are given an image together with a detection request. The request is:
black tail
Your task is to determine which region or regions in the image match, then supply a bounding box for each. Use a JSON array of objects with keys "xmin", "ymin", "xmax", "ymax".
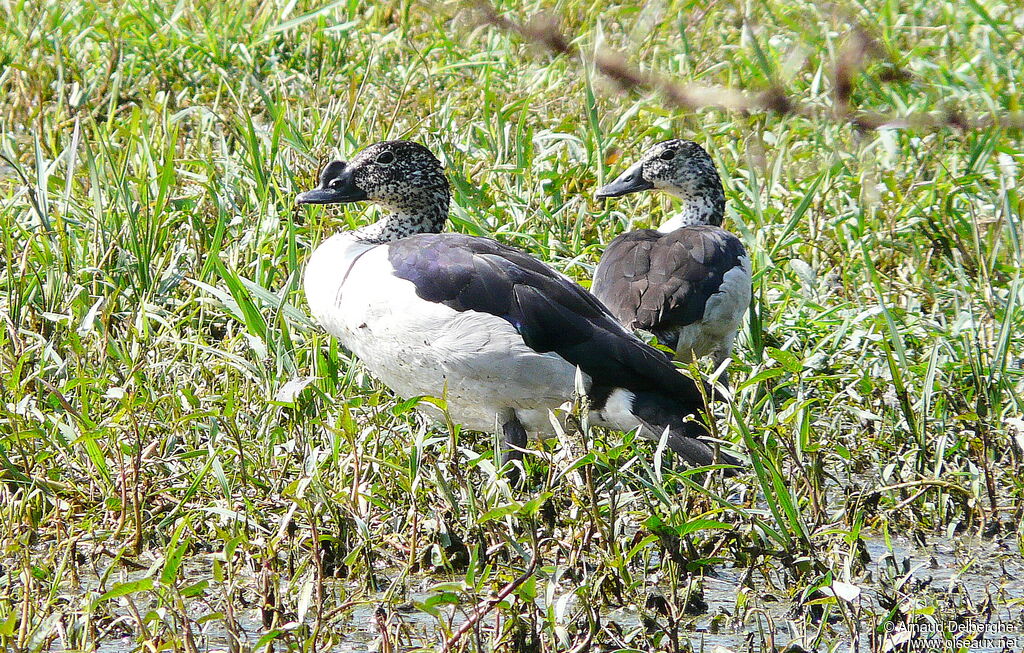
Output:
[{"xmin": 630, "ymin": 391, "xmax": 741, "ymax": 475}]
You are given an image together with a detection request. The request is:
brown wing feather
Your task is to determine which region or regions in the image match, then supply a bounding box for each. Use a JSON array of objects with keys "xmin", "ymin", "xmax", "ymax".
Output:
[{"xmin": 593, "ymin": 225, "xmax": 747, "ymax": 333}]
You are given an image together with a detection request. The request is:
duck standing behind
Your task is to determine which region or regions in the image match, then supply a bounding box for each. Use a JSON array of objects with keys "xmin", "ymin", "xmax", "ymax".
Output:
[{"xmin": 593, "ymin": 140, "xmax": 752, "ymax": 384}]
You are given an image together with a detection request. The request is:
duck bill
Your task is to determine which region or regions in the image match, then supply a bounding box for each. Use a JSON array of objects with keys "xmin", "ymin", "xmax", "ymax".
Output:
[
  {"xmin": 595, "ymin": 161, "xmax": 653, "ymax": 198},
  {"xmin": 296, "ymin": 164, "xmax": 368, "ymax": 205},
  {"xmin": 296, "ymin": 186, "xmax": 366, "ymax": 205}
]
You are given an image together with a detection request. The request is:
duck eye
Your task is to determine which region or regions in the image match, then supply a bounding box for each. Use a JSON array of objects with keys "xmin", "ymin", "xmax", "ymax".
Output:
[
  {"xmin": 376, "ymin": 151, "xmax": 395, "ymax": 165},
  {"xmin": 660, "ymin": 149, "xmax": 676, "ymax": 161},
  {"xmin": 330, "ymin": 178, "xmax": 343, "ymax": 188}
]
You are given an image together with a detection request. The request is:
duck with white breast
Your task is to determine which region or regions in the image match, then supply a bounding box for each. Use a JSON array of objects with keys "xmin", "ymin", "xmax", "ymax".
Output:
[{"xmin": 296, "ymin": 140, "xmax": 741, "ymax": 481}]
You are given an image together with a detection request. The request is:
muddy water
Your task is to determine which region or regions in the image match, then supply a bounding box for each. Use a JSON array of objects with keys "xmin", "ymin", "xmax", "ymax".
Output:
[{"xmin": 71, "ymin": 532, "xmax": 1022, "ymax": 652}]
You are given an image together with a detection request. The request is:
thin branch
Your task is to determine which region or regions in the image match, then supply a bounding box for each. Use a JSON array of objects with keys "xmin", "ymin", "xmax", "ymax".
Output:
[
  {"xmin": 440, "ymin": 539, "xmax": 539, "ymax": 652},
  {"xmin": 473, "ymin": 2, "xmax": 1024, "ymax": 132}
]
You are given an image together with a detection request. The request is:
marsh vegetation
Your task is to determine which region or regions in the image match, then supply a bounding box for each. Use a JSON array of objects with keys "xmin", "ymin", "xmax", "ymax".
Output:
[{"xmin": 1, "ymin": 0, "xmax": 1022, "ymax": 650}]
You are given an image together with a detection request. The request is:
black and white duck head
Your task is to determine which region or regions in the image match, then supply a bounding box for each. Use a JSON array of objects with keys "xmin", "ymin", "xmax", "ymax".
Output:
[
  {"xmin": 297, "ymin": 140, "xmax": 451, "ymax": 243},
  {"xmin": 596, "ymin": 139, "xmax": 725, "ymax": 231}
]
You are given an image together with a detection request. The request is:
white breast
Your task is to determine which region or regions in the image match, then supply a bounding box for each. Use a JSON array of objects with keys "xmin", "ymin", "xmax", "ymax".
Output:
[
  {"xmin": 702, "ymin": 254, "xmax": 752, "ymax": 334},
  {"xmin": 303, "ymin": 235, "xmax": 584, "ymax": 433},
  {"xmin": 674, "ymin": 254, "xmax": 752, "ymax": 360}
]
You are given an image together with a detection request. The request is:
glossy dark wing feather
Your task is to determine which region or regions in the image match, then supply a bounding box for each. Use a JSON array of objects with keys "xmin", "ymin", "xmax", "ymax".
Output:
[
  {"xmin": 593, "ymin": 225, "xmax": 747, "ymax": 332},
  {"xmin": 387, "ymin": 233, "xmax": 705, "ymax": 405}
]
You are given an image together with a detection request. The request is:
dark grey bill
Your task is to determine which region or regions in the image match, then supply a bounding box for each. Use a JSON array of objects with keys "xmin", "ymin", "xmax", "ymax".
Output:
[
  {"xmin": 296, "ymin": 160, "xmax": 368, "ymax": 205},
  {"xmin": 595, "ymin": 162, "xmax": 654, "ymax": 199}
]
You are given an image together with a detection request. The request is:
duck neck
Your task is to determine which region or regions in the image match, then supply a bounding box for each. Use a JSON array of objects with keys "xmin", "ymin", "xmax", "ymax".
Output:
[
  {"xmin": 352, "ymin": 191, "xmax": 450, "ymax": 244},
  {"xmin": 657, "ymin": 182, "xmax": 725, "ymax": 232}
]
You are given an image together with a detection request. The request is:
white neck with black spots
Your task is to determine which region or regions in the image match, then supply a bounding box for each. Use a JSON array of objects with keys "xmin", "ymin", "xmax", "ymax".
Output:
[
  {"xmin": 352, "ymin": 189, "xmax": 450, "ymax": 244},
  {"xmin": 657, "ymin": 191, "xmax": 724, "ymax": 233}
]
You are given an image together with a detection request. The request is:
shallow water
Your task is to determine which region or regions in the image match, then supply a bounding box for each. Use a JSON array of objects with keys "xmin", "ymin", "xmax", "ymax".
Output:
[{"xmin": 70, "ymin": 531, "xmax": 1022, "ymax": 652}]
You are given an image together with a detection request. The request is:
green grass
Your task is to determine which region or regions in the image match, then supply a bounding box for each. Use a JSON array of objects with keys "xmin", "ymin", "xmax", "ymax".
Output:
[{"xmin": 1, "ymin": 0, "xmax": 1022, "ymax": 651}]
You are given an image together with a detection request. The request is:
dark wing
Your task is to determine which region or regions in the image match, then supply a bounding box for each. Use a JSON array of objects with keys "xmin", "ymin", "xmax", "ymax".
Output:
[
  {"xmin": 592, "ymin": 225, "xmax": 747, "ymax": 332},
  {"xmin": 387, "ymin": 233, "xmax": 706, "ymax": 405}
]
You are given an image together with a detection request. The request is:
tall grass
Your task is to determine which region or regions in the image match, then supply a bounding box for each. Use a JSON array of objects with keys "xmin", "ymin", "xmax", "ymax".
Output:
[{"xmin": 1, "ymin": 0, "xmax": 1021, "ymax": 650}]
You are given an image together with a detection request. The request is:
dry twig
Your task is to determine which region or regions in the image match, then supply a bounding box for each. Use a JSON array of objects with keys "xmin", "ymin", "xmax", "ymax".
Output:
[{"xmin": 474, "ymin": 2, "xmax": 1024, "ymax": 132}]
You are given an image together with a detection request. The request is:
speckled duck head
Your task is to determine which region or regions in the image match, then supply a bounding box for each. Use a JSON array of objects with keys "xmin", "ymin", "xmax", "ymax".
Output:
[
  {"xmin": 596, "ymin": 139, "xmax": 725, "ymax": 229},
  {"xmin": 297, "ymin": 140, "xmax": 451, "ymax": 242}
]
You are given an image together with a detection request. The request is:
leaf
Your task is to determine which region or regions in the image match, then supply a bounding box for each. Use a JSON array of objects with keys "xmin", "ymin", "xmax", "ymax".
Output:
[
  {"xmin": 161, "ymin": 539, "xmax": 189, "ymax": 585},
  {"xmin": 478, "ymin": 503, "xmax": 522, "ymax": 524},
  {"xmin": 181, "ymin": 580, "xmax": 209, "ymax": 598},
  {"xmin": 95, "ymin": 578, "xmax": 154, "ymax": 605},
  {"xmin": 266, "ymin": 0, "xmax": 348, "ymax": 36},
  {"xmin": 0, "ymin": 610, "xmax": 17, "ymax": 636},
  {"xmin": 392, "ymin": 395, "xmax": 430, "ymax": 416},
  {"xmin": 766, "ymin": 347, "xmax": 802, "ymax": 374},
  {"xmin": 643, "ymin": 514, "xmax": 675, "ymax": 537},
  {"xmin": 770, "ymin": 172, "xmax": 824, "ymax": 259},
  {"xmin": 677, "ymin": 518, "xmax": 733, "ymax": 537},
  {"xmin": 739, "ymin": 367, "xmax": 786, "ymax": 390},
  {"xmin": 253, "ymin": 630, "xmax": 285, "ymax": 648},
  {"xmin": 274, "ymin": 376, "xmax": 315, "ymax": 403},
  {"xmin": 625, "ymin": 534, "xmax": 660, "ymax": 563},
  {"xmin": 830, "ymin": 581, "xmax": 862, "ymax": 603},
  {"xmin": 516, "ymin": 575, "xmax": 537, "ymax": 601},
  {"xmin": 161, "ymin": 517, "xmax": 191, "ymax": 585},
  {"xmin": 211, "ymin": 259, "xmax": 268, "ymax": 341},
  {"xmin": 296, "ymin": 574, "xmax": 316, "ymax": 623},
  {"xmin": 521, "ymin": 492, "xmax": 552, "ymax": 517},
  {"xmin": 76, "ymin": 297, "xmax": 104, "ymax": 335},
  {"xmin": 418, "ymin": 591, "xmax": 461, "ymax": 617}
]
